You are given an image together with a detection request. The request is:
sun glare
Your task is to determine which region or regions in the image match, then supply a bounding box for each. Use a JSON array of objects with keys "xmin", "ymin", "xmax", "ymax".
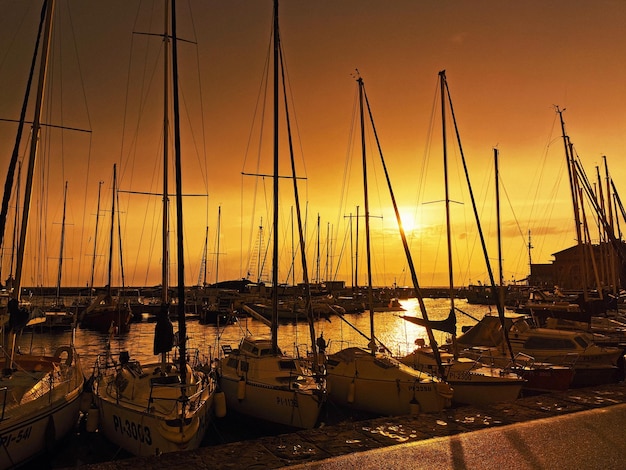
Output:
[{"xmin": 398, "ymin": 210, "xmax": 420, "ymax": 234}]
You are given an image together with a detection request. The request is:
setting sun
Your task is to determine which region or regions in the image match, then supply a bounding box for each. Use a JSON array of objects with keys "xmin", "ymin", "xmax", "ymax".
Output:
[{"xmin": 398, "ymin": 209, "xmax": 420, "ymax": 234}]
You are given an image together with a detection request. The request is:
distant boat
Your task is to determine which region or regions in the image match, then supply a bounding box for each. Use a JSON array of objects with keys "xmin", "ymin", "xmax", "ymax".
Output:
[
  {"xmin": 457, "ymin": 314, "xmax": 621, "ymax": 388},
  {"xmin": 79, "ymin": 165, "xmax": 132, "ymax": 334},
  {"xmin": 0, "ymin": 2, "xmax": 84, "ymax": 467},
  {"xmin": 90, "ymin": 0, "xmax": 216, "ymax": 456}
]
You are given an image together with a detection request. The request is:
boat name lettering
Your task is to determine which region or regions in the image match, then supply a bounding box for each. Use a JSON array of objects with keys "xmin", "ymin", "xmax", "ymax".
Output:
[
  {"xmin": 276, "ymin": 396, "xmax": 298, "ymax": 408},
  {"xmin": 410, "ymin": 384, "xmax": 433, "ymax": 392},
  {"xmin": 113, "ymin": 414, "xmax": 152, "ymax": 445},
  {"xmin": 0, "ymin": 426, "xmax": 32, "ymax": 448},
  {"xmin": 447, "ymin": 370, "xmax": 473, "ymax": 381}
]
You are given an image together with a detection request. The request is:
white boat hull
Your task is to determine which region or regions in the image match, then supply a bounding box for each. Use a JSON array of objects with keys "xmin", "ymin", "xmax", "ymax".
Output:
[
  {"xmin": 0, "ymin": 352, "xmax": 83, "ymax": 470},
  {"xmin": 326, "ymin": 348, "xmax": 453, "ymax": 415},
  {"xmin": 94, "ymin": 392, "xmax": 212, "ymax": 457},
  {"xmin": 219, "ymin": 375, "xmax": 323, "ymax": 429},
  {"xmin": 400, "ymin": 350, "xmax": 525, "ymax": 406},
  {"xmin": 93, "ymin": 362, "xmax": 214, "ymax": 457}
]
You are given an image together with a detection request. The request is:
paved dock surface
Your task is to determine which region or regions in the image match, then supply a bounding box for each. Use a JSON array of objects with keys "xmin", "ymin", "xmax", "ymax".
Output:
[{"xmin": 70, "ymin": 382, "xmax": 626, "ymax": 469}]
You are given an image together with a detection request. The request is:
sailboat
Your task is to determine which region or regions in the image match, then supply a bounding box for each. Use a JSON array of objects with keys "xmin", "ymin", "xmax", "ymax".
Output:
[
  {"xmin": 420, "ymin": 75, "xmax": 575, "ymax": 393},
  {"xmin": 399, "ymin": 72, "xmax": 525, "ymax": 406},
  {"xmin": 89, "ymin": 0, "xmax": 216, "ymax": 456},
  {"xmin": 0, "ymin": 2, "xmax": 84, "ymax": 467},
  {"xmin": 40, "ymin": 181, "xmax": 76, "ymax": 329},
  {"xmin": 79, "ymin": 164, "xmax": 132, "ymax": 334},
  {"xmin": 218, "ymin": 0, "xmax": 326, "ymax": 429},
  {"xmin": 324, "ymin": 76, "xmax": 453, "ymax": 416}
]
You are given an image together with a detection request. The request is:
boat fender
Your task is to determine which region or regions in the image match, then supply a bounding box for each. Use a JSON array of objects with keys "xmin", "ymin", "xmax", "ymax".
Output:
[
  {"xmin": 214, "ymin": 391, "xmax": 227, "ymax": 418},
  {"xmin": 53, "ymin": 346, "xmax": 73, "ymax": 366},
  {"xmin": 80, "ymin": 375, "xmax": 95, "ymax": 413},
  {"xmin": 347, "ymin": 380, "xmax": 355, "ymax": 404},
  {"xmin": 237, "ymin": 378, "xmax": 246, "ymax": 400},
  {"xmin": 409, "ymin": 398, "xmax": 420, "ymax": 415},
  {"xmin": 85, "ymin": 404, "xmax": 99, "ymax": 433},
  {"xmin": 80, "ymin": 390, "xmax": 93, "ymax": 414}
]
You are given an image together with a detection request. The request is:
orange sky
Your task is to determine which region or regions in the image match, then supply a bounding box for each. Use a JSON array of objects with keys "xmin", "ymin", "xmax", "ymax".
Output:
[{"xmin": 0, "ymin": 0, "xmax": 625, "ymax": 290}]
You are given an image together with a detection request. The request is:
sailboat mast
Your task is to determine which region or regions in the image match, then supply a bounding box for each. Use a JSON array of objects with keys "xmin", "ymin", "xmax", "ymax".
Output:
[
  {"xmin": 170, "ymin": 0, "xmax": 188, "ymax": 385},
  {"xmin": 353, "ymin": 207, "xmax": 359, "ymax": 290},
  {"xmin": 440, "ymin": 71, "xmax": 455, "ymax": 312},
  {"xmin": 108, "ymin": 165, "xmax": 116, "ymax": 296},
  {"xmin": 90, "ymin": 180, "xmax": 103, "ymax": 293},
  {"xmin": 162, "ymin": 0, "xmax": 170, "ymax": 304},
  {"xmin": 495, "ymin": 149, "xmax": 504, "ymax": 299},
  {"xmin": 13, "ymin": 0, "xmax": 55, "ymax": 301},
  {"xmin": 557, "ymin": 107, "xmax": 588, "ymax": 296},
  {"xmin": 271, "ymin": 0, "xmax": 280, "ymax": 353},
  {"xmin": 356, "ymin": 78, "xmax": 376, "ymax": 350},
  {"xmin": 56, "ymin": 181, "xmax": 68, "ymax": 300},
  {"xmin": 315, "ymin": 214, "xmax": 320, "ymax": 283},
  {"xmin": 8, "ymin": 164, "xmax": 21, "ymax": 284},
  {"xmin": 215, "ymin": 205, "xmax": 221, "ymax": 284}
]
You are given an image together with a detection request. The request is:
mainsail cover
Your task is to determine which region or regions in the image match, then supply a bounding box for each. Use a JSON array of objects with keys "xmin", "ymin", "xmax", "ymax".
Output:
[
  {"xmin": 401, "ymin": 309, "xmax": 456, "ymax": 335},
  {"xmin": 153, "ymin": 303, "xmax": 174, "ymax": 355}
]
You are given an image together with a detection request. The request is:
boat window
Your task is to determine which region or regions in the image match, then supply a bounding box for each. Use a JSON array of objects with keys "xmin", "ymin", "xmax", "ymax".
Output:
[
  {"xmin": 574, "ymin": 336, "xmax": 589, "ymax": 348},
  {"xmin": 226, "ymin": 358, "xmax": 238, "ymax": 368},
  {"xmin": 240, "ymin": 361, "xmax": 249, "ymax": 372},
  {"xmin": 240, "ymin": 343, "xmax": 258, "ymax": 354},
  {"xmin": 524, "ymin": 337, "xmax": 576, "ymax": 350},
  {"xmin": 278, "ymin": 360, "xmax": 297, "ymax": 370}
]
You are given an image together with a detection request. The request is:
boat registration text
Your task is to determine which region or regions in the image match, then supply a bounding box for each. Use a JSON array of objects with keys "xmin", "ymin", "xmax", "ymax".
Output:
[
  {"xmin": 0, "ymin": 425, "xmax": 32, "ymax": 448},
  {"xmin": 112, "ymin": 415, "xmax": 152, "ymax": 445}
]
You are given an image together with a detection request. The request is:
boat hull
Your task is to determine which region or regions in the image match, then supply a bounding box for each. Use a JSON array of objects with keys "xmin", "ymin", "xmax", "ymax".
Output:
[
  {"xmin": 400, "ymin": 350, "xmax": 525, "ymax": 406},
  {"xmin": 94, "ymin": 392, "xmax": 212, "ymax": 457},
  {"xmin": 326, "ymin": 348, "xmax": 452, "ymax": 415},
  {"xmin": 444, "ymin": 368, "xmax": 524, "ymax": 406},
  {"xmin": 219, "ymin": 375, "xmax": 323, "ymax": 429},
  {"xmin": 93, "ymin": 362, "xmax": 214, "ymax": 457},
  {"xmin": 0, "ymin": 353, "xmax": 83, "ymax": 470}
]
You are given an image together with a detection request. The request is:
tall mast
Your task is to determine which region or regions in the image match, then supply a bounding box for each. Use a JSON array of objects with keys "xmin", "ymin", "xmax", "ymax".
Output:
[
  {"xmin": 56, "ymin": 181, "xmax": 68, "ymax": 300},
  {"xmin": 215, "ymin": 206, "xmax": 221, "ymax": 284},
  {"xmin": 438, "ymin": 70, "xmax": 460, "ymax": 362},
  {"xmin": 271, "ymin": 0, "xmax": 280, "ymax": 353},
  {"xmin": 108, "ymin": 165, "xmax": 116, "ymax": 296},
  {"xmin": 90, "ymin": 180, "xmax": 103, "ymax": 294},
  {"xmin": 495, "ymin": 149, "xmax": 505, "ymax": 305},
  {"xmin": 355, "ymin": 205, "xmax": 360, "ymax": 290},
  {"xmin": 13, "ymin": 0, "xmax": 55, "ymax": 301},
  {"xmin": 162, "ymin": 0, "xmax": 170, "ymax": 304},
  {"xmin": 557, "ymin": 107, "xmax": 587, "ymax": 296},
  {"xmin": 171, "ymin": 0, "xmax": 188, "ymax": 385},
  {"xmin": 357, "ymin": 78, "xmax": 375, "ymax": 351},
  {"xmin": 0, "ymin": 1, "xmax": 47, "ymax": 259},
  {"xmin": 440, "ymin": 71, "xmax": 456, "ymax": 322},
  {"xmin": 315, "ymin": 214, "xmax": 320, "ymax": 283},
  {"xmin": 8, "ymin": 164, "xmax": 22, "ymax": 285}
]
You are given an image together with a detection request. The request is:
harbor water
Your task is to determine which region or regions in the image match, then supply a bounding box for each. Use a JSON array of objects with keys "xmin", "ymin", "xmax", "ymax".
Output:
[{"xmin": 17, "ymin": 297, "xmax": 495, "ymax": 468}]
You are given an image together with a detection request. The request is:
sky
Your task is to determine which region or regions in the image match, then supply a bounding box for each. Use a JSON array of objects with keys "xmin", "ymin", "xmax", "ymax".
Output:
[{"xmin": 0, "ymin": 0, "xmax": 625, "ymax": 290}]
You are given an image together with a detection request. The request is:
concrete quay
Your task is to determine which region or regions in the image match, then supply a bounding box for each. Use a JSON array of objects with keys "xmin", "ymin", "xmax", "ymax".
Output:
[{"xmin": 73, "ymin": 382, "xmax": 626, "ymax": 469}]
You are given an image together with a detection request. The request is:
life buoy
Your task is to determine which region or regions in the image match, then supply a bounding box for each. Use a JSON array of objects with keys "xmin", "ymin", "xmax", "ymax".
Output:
[{"xmin": 54, "ymin": 346, "xmax": 74, "ymax": 366}]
